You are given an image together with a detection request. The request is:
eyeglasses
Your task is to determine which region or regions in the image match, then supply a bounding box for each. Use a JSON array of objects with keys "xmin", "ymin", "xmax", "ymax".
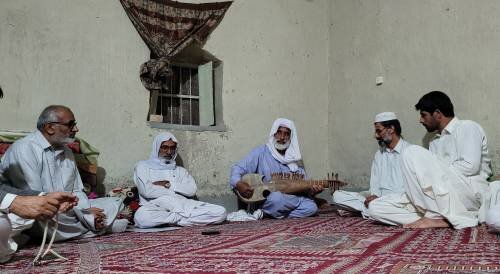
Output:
[
  {"xmin": 49, "ymin": 120, "xmax": 77, "ymax": 130},
  {"xmin": 159, "ymin": 145, "xmax": 177, "ymax": 151},
  {"xmin": 374, "ymin": 127, "xmax": 388, "ymax": 135}
]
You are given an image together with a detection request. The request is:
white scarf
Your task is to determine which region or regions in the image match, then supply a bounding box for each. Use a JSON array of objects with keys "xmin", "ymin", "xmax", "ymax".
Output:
[
  {"xmin": 139, "ymin": 132, "xmax": 178, "ymax": 170},
  {"xmin": 265, "ymin": 118, "xmax": 302, "ymax": 172}
]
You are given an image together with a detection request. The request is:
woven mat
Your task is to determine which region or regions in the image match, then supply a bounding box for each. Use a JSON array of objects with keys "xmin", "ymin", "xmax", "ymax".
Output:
[{"xmin": 2, "ymin": 213, "xmax": 499, "ymax": 273}]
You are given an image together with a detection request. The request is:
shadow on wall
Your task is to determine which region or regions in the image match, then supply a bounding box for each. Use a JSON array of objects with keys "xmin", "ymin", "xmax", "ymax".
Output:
[
  {"xmin": 422, "ymin": 131, "xmax": 438, "ymax": 149},
  {"xmin": 96, "ymin": 167, "xmax": 107, "ymax": 195},
  {"xmin": 176, "ymin": 155, "xmax": 185, "ymax": 168}
]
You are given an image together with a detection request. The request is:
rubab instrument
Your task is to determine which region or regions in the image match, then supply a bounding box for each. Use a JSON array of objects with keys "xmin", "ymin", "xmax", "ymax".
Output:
[{"xmin": 236, "ymin": 172, "xmax": 347, "ymax": 204}]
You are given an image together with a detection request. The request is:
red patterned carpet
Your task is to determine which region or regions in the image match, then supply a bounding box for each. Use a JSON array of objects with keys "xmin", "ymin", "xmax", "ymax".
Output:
[{"xmin": 1, "ymin": 213, "xmax": 499, "ymax": 273}]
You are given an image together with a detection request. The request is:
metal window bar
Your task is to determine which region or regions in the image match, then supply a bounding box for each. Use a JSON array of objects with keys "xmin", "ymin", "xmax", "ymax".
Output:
[
  {"xmin": 152, "ymin": 65, "xmax": 202, "ymax": 125},
  {"xmin": 179, "ymin": 67, "xmax": 182, "ymax": 124},
  {"xmin": 157, "ymin": 94, "xmax": 199, "ymax": 99},
  {"xmin": 170, "ymin": 66, "xmax": 173, "ymax": 124},
  {"xmin": 189, "ymin": 67, "xmax": 192, "ymax": 125}
]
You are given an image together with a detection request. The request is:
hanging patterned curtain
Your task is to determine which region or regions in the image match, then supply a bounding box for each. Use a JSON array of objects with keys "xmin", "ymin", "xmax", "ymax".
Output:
[{"xmin": 120, "ymin": 0, "xmax": 232, "ymax": 91}]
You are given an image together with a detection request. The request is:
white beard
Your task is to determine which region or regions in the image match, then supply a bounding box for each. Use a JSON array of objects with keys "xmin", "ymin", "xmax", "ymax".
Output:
[
  {"xmin": 63, "ymin": 137, "xmax": 75, "ymax": 144},
  {"xmin": 159, "ymin": 156, "xmax": 173, "ymax": 162},
  {"xmin": 273, "ymin": 139, "xmax": 290, "ymax": 151}
]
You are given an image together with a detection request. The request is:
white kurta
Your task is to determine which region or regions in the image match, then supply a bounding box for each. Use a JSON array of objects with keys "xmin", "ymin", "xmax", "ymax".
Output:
[
  {"xmin": 332, "ymin": 139, "xmax": 410, "ymax": 216},
  {"xmin": 0, "ymin": 131, "xmax": 123, "ymax": 241},
  {"xmin": 0, "ymin": 213, "xmax": 14, "ymax": 263},
  {"xmin": 486, "ymin": 205, "xmax": 500, "ymax": 233},
  {"xmin": 133, "ymin": 163, "xmax": 226, "ymax": 228},
  {"xmin": 485, "ymin": 181, "xmax": 500, "ymax": 233},
  {"xmin": 369, "ymin": 118, "xmax": 491, "ymax": 229}
]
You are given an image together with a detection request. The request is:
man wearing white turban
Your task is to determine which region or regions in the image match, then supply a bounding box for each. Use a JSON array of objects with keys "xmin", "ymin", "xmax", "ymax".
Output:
[
  {"xmin": 332, "ymin": 112, "xmax": 411, "ymax": 220},
  {"xmin": 230, "ymin": 118, "xmax": 322, "ymax": 219},
  {"xmin": 133, "ymin": 132, "xmax": 227, "ymax": 228}
]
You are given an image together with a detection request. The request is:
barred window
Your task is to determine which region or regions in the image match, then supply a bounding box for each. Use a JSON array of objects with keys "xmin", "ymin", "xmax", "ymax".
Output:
[{"xmin": 148, "ymin": 61, "xmax": 217, "ymax": 127}]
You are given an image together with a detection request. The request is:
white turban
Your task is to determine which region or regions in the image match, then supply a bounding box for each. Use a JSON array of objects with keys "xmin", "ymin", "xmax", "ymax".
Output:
[
  {"xmin": 266, "ymin": 118, "xmax": 302, "ymax": 172},
  {"xmin": 374, "ymin": 112, "xmax": 397, "ymax": 123},
  {"xmin": 142, "ymin": 132, "xmax": 178, "ymax": 170}
]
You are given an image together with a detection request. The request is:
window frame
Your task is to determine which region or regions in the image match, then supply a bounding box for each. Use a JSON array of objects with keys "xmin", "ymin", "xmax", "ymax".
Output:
[{"xmin": 147, "ymin": 60, "xmax": 226, "ymax": 132}]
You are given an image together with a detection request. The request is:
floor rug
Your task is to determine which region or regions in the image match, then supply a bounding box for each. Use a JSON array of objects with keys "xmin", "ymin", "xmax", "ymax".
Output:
[{"xmin": 1, "ymin": 213, "xmax": 499, "ymax": 273}]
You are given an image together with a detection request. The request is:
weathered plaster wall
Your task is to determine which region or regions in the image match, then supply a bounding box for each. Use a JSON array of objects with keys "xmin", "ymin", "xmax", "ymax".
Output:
[
  {"xmin": 329, "ymin": 0, "xmax": 500, "ymax": 190},
  {"xmin": 0, "ymin": 0, "xmax": 330, "ymax": 199}
]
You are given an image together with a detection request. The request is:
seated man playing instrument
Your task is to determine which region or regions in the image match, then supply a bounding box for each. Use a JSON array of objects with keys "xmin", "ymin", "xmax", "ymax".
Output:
[
  {"xmin": 332, "ymin": 112, "xmax": 411, "ymax": 219},
  {"xmin": 230, "ymin": 118, "xmax": 323, "ymax": 219},
  {"xmin": 369, "ymin": 91, "xmax": 492, "ymax": 229},
  {"xmin": 133, "ymin": 132, "xmax": 226, "ymax": 228},
  {"xmin": 0, "ymin": 105, "xmax": 126, "ymax": 242}
]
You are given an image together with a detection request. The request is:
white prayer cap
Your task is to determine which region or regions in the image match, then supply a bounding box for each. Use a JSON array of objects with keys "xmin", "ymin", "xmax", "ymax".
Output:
[{"xmin": 374, "ymin": 112, "xmax": 397, "ymax": 123}]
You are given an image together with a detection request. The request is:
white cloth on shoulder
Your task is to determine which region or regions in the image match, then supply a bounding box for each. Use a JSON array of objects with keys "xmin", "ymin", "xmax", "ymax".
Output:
[{"xmin": 226, "ymin": 209, "xmax": 263, "ymax": 222}]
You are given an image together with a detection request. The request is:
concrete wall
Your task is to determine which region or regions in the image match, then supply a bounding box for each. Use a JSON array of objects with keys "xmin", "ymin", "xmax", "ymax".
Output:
[
  {"xmin": 0, "ymin": 0, "xmax": 330, "ymax": 201},
  {"xmin": 329, "ymin": 0, "xmax": 500, "ymax": 190},
  {"xmin": 5, "ymin": 0, "xmax": 498, "ymax": 200}
]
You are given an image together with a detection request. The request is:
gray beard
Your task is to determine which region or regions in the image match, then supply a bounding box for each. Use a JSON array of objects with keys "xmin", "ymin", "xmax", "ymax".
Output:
[
  {"xmin": 54, "ymin": 137, "xmax": 75, "ymax": 147},
  {"xmin": 159, "ymin": 156, "xmax": 173, "ymax": 162},
  {"xmin": 378, "ymin": 136, "xmax": 392, "ymax": 148},
  {"xmin": 274, "ymin": 139, "xmax": 290, "ymax": 151}
]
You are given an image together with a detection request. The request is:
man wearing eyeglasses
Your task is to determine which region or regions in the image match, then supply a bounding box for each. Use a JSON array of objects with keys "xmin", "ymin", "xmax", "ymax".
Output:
[
  {"xmin": 332, "ymin": 112, "xmax": 411, "ymax": 220},
  {"xmin": 0, "ymin": 105, "xmax": 126, "ymax": 243}
]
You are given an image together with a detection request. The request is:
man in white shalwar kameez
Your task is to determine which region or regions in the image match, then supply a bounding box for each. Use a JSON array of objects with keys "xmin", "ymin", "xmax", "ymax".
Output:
[
  {"xmin": 369, "ymin": 91, "xmax": 492, "ymax": 229},
  {"xmin": 332, "ymin": 112, "xmax": 411, "ymax": 220},
  {"xmin": 133, "ymin": 132, "xmax": 226, "ymax": 228},
  {"xmin": 0, "ymin": 105, "xmax": 126, "ymax": 242}
]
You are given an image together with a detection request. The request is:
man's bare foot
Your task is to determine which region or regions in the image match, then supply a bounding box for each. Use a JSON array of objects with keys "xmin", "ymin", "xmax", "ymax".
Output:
[{"xmin": 403, "ymin": 217, "xmax": 451, "ymax": 229}]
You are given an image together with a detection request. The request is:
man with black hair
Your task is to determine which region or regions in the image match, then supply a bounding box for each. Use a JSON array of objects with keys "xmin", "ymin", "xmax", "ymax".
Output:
[
  {"xmin": 333, "ymin": 112, "xmax": 411, "ymax": 219},
  {"xmin": 370, "ymin": 91, "xmax": 491, "ymax": 229}
]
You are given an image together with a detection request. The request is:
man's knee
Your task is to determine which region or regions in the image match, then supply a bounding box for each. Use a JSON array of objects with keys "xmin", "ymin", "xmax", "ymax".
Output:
[
  {"xmin": 301, "ymin": 200, "xmax": 318, "ymax": 217},
  {"xmin": 290, "ymin": 199, "xmax": 318, "ymax": 218},
  {"xmin": 266, "ymin": 192, "xmax": 284, "ymax": 204},
  {"xmin": 133, "ymin": 207, "xmax": 152, "ymax": 228},
  {"xmin": 486, "ymin": 205, "xmax": 500, "ymax": 231},
  {"xmin": 0, "ymin": 217, "xmax": 11, "ymax": 239},
  {"xmin": 332, "ymin": 191, "xmax": 346, "ymax": 203},
  {"xmin": 366, "ymin": 199, "xmax": 384, "ymax": 220},
  {"xmin": 209, "ymin": 204, "xmax": 227, "ymax": 222}
]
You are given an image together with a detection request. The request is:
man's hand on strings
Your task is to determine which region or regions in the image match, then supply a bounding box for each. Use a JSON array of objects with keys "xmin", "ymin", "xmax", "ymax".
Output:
[
  {"xmin": 309, "ymin": 182, "xmax": 324, "ymax": 196},
  {"xmin": 89, "ymin": 207, "xmax": 106, "ymax": 230},
  {"xmin": 46, "ymin": 192, "xmax": 78, "ymax": 213}
]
